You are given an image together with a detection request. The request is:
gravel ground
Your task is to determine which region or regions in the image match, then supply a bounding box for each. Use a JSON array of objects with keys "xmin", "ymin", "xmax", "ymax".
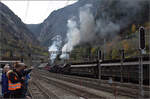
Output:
[{"xmin": 39, "ymin": 80, "xmax": 85, "ymax": 99}]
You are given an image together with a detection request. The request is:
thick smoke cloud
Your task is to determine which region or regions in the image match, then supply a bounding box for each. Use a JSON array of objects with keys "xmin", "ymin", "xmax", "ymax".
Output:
[
  {"xmin": 60, "ymin": 3, "xmax": 120, "ymax": 58},
  {"xmin": 60, "ymin": 18, "xmax": 80, "ymax": 59},
  {"xmin": 79, "ymin": 4, "xmax": 96, "ymax": 43}
]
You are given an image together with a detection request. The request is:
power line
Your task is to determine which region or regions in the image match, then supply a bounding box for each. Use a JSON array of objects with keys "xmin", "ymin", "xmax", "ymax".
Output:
[{"xmin": 25, "ymin": 0, "xmax": 30, "ymax": 22}]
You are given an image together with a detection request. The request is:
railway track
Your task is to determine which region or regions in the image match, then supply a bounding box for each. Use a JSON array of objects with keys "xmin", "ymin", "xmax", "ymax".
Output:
[
  {"xmin": 58, "ymin": 73, "xmax": 150, "ymax": 91},
  {"xmin": 28, "ymin": 78, "xmax": 57, "ymax": 99},
  {"xmin": 38, "ymin": 69, "xmax": 150, "ymax": 90},
  {"xmin": 38, "ymin": 75, "xmax": 104, "ymax": 99},
  {"xmin": 32, "ymin": 71, "xmax": 104, "ymax": 99},
  {"xmin": 36, "ymin": 69, "xmax": 150, "ymax": 98},
  {"xmin": 31, "ymin": 71, "xmax": 99, "ymax": 99},
  {"xmin": 28, "ymin": 80, "xmax": 49, "ymax": 99}
]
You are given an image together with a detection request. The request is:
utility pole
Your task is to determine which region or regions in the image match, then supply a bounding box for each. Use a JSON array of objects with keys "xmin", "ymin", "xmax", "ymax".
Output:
[{"xmin": 139, "ymin": 26, "xmax": 145, "ymax": 98}]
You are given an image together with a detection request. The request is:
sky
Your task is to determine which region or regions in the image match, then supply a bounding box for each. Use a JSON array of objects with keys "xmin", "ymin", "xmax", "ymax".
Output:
[{"xmin": 2, "ymin": 0, "xmax": 77, "ymax": 24}]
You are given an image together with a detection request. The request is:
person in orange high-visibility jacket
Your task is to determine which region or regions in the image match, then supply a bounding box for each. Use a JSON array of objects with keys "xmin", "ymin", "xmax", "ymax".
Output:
[
  {"xmin": 7, "ymin": 63, "xmax": 25, "ymax": 98},
  {"xmin": 8, "ymin": 73, "xmax": 21, "ymax": 90}
]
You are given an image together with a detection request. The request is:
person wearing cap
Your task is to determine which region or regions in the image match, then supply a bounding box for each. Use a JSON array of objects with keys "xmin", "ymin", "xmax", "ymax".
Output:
[
  {"xmin": 7, "ymin": 63, "xmax": 25, "ymax": 98},
  {"xmin": 1, "ymin": 64, "xmax": 11, "ymax": 98},
  {"xmin": 13, "ymin": 63, "xmax": 33, "ymax": 98},
  {"xmin": 21, "ymin": 64, "xmax": 33, "ymax": 98}
]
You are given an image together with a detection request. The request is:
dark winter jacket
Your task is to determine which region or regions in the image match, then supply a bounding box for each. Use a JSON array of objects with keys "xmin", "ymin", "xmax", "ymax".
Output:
[{"xmin": 1, "ymin": 73, "xmax": 10, "ymax": 95}]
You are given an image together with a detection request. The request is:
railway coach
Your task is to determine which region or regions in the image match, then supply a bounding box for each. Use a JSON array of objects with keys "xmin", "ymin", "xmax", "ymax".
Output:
[
  {"xmin": 65, "ymin": 57, "xmax": 150, "ymax": 85},
  {"xmin": 70, "ymin": 63, "xmax": 98, "ymax": 78},
  {"xmin": 100, "ymin": 60, "xmax": 149, "ymax": 84}
]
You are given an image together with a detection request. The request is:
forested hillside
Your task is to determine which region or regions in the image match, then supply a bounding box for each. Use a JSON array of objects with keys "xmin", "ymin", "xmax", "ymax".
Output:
[{"xmin": 0, "ymin": 2, "xmax": 48, "ymax": 62}]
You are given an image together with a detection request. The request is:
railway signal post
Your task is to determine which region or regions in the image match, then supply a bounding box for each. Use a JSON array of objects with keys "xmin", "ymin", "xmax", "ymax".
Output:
[
  {"xmin": 97, "ymin": 50, "xmax": 102, "ymax": 83},
  {"xmin": 120, "ymin": 49, "xmax": 124, "ymax": 83},
  {"xmin": 139, "ymin": 26, "xmax": 145, "ymax": 98}
]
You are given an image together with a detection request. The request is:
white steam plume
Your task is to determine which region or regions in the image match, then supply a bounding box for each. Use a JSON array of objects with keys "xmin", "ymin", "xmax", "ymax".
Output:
[
  {"xmin": 49, "ymin": 35, "xmax": 62, "ymax": 63},
  {"xmin": 60, "ymin": 18, "xmax": 80, "ymax": 59}
]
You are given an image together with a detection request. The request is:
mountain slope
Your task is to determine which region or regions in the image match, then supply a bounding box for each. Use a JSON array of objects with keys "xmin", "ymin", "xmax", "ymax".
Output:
[
  {"xmin": 27, "ymin": 0, "xmax": 149, "ymax": 48},
  {"xmin": 26, "ymin": 24, "xmax": 42, "ymax": 38},
  {"xmin": 0, "ymin": 2, "xmax": 48, "ymax": 60},
  {"xmin": 27, "ymin": 0, "xmax": 100, "ymax": 46}
]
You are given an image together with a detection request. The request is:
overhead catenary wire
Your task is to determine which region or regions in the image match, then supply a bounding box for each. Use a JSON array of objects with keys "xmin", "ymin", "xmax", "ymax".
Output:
[{"xmin": 25, "ymin": 0, "xmax": 30, "ymax": 22}]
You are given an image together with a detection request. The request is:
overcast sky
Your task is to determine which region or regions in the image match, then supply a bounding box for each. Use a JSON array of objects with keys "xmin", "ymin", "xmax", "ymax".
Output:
[{"xmin": 2, "ymin": 0, "xmax": 77, "ymax": 24}]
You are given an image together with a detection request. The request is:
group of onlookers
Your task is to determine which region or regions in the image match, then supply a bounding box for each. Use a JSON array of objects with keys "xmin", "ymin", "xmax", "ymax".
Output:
[{"xmin": 1, "ymin": 62, "xmax": 33, "ymax": 99}]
